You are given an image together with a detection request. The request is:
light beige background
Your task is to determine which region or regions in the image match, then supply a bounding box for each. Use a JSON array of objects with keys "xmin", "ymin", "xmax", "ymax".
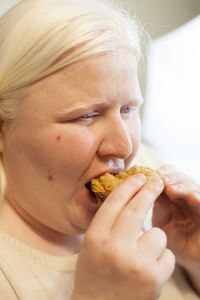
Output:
[
  {"xmin": 117, "ymin": 0, "xmax": 200, "ymax": 95},
  {"xmin": 1, "ymin": 0, "xmax": 199, "ymax": 37},
  {"xmin": 118, "ymin": 0, "xmax": 200, "ymax": 38}
]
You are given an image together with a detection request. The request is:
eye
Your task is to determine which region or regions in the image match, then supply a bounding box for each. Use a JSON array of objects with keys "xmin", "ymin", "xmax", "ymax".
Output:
[
  {"xmin": 120, "ymin": 106, "xmax": 137, "ymax": 116},
  {"xmin": 79, "ymin": 111, "xmax": 99, "ymax": 120}
]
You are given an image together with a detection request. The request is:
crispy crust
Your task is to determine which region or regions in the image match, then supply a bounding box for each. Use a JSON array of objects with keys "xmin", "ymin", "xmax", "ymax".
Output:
[{"xmin": 91, "ymin": 165, "xmax": 159, "ymax": 205}]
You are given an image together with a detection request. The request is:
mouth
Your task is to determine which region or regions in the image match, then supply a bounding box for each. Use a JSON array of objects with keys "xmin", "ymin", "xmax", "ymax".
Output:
[
  {"xmin": 85, "ymin": 181, "xmax": 93, "ymax": 193},
  {"xmin": 85, "ymin": 169, "xmax": 121, "ymax": 190},
  {"xmin": 85, "ymin": 182, "xmax": 99, "ymax": 204},
  {"xmin": 85, "ymin": 169, "xmax": 122, "ymax": 203}
]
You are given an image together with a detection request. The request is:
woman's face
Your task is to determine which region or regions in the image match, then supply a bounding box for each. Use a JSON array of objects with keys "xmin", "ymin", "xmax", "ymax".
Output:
[{"xmin": 1, "ymin": 50, "xmax": 143, "ymax": 235}]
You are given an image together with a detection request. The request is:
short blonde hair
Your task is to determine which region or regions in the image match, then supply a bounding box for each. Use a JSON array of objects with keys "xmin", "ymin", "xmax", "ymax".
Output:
[{"xmin": 0, "ymin": 0, "xmax": 142, "ymax": 202}]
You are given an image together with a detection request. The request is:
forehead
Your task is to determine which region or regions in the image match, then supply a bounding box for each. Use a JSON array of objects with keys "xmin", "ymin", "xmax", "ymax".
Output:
[{"xmin": 25, "ymin": 51, "xmax": 141, "ymax": 113}]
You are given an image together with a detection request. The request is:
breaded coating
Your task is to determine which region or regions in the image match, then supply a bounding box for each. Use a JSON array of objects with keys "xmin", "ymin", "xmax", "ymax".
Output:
[{"xmin": 91, "ymin": 165, "xmax": 159, "ymax": 205}]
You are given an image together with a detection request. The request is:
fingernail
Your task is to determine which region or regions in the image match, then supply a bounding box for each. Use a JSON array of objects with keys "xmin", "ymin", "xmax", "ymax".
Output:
[
  {"xmin": 171, "ymin": 185, "xmax": 182, "ymax": 191},
  {"xmin": 158, "ymin": 168, "xmax": 166, "ymax": 176},
  {"xmin": 171, "ymin": 185, "xmax": 178, "ymax": 190},
  {"xmin": 163, "ymin": 176, "xmax": 171, "ymax": 183},
  {"xmin": 150, "ymin": 178, "xmax": 164, "ymax": 190},
  {"xmin": 151, "ymin": 177, "xmax": 163, "ymax": 184},
  {"xmin": 133, "ymin": 173, "xmax": 146, "ymax": 182}
]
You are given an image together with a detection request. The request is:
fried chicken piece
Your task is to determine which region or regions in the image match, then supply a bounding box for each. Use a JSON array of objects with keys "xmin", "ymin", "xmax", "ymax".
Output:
[{"xmin": 91, "ymin": 165, "xmax": 160, "ymax": 205}]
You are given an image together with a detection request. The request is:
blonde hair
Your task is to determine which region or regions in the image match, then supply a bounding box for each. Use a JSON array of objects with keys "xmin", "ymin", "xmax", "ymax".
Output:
[{"xmin": 0, "ymin": 0, "xmax": 142, "ymax": 202}]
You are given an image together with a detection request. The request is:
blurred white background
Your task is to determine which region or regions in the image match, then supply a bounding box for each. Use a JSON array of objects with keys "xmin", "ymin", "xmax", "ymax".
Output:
[
  {"xmin": 143, "ymin": 16, "xmax": 200, "ymax": 183},
  {"xmin": 1, "ymin": 0, "xmax": 200, "ymax": 182}
]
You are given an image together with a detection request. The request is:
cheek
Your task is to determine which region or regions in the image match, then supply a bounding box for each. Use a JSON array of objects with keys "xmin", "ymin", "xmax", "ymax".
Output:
[
  {"xmin": 125, "ymin": 116, "xmax": 141, "ymax": 167},
  {"xmin": 130, "ymin": 115, "xmax": 142, "ymax": 152},
  {"xmin": 62, "ymin": 128, "xmax": 96, "ymax": 165}
]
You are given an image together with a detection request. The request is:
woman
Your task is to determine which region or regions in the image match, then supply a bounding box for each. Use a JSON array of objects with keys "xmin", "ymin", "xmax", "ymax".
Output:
[{"xmin": 0, "ymin": 0, "xmax": 199, "ymax": 299}]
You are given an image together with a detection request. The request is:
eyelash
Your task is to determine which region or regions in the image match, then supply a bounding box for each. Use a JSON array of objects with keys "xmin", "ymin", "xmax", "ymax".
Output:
[
  {"xmin": 78, "ymin": 106, "xmax": 137, "ymax": 121},
  {"xmin": 121, "ymin": 106, "xmax": 137, "ymax": 115},
  {"xmin": 77, "ymin": 105, "xmax": 138, "ymax": 122},
  {"xmin": 79, "ymin": 111, "xmax": 99, "ymax": 120}
]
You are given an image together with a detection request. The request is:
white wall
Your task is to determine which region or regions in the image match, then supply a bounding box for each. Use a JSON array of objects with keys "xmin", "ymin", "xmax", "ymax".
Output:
[
  {"xmin": 1, "ymin": 0, "xmax": 199, "ymax": 37},
  {"xmin": 119, "ymin": 0, "xmax": 200, "ymax": 38},
  {"xmin": 142, "ymin": 16, "xmax": 200, "ymax": 182},
  {"xmin": 0, "ymin": 0, "xmax": 20, "ymax": 17}
]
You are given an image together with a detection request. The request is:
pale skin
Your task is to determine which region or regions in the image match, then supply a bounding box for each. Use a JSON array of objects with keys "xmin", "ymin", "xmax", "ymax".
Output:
[
  {"xmin": 72, "ymin": 175, "xmax": 175, "ymax": 300},
  {"xmin": 0, "ymin": 50, "xmax": 142, "ymax": 256},
  {"xmin": 0, "ymin": 50, "xmax": 199, "ymax": 299},
  {"xmin": 153, "ymin": 165, "xmax": 200, "ymax": 295}
]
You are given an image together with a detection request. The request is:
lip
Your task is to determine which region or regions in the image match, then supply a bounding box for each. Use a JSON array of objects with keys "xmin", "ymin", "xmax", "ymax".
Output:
[
  {"xmin": 88, "ymin": 168, "xmax": 124, "ymax": 182},
  {"xmin": 83, "ymin": 185, "xmax": 99, "ymax": 205}
]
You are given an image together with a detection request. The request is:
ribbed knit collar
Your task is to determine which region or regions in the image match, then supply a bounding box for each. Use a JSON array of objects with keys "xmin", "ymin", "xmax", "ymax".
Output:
[{"xmin": 0, "ymin": 231, "xmax": 78, "ymax": 272}]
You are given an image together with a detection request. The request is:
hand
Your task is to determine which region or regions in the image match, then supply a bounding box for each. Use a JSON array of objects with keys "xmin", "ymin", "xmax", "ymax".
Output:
[
  {"xmin": 152, "ymin": 165, "xmax": 200, "ymax": 293},
  {"xmin": 72, "ymin": 175, "xmax": 175, "ymax": 300}
]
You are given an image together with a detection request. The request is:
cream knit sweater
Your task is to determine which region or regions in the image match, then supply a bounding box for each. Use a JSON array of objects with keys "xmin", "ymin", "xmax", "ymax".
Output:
[
  {"xmin": 0, "ymin": 230, "xmax": 199, "ymax": 300},
  {"xmin": 0, "ymin": 143, "xmax": 199, "ymax": 300}
]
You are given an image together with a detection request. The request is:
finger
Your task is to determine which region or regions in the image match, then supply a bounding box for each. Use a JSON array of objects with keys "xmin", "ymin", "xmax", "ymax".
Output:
[
  {"xmin": 188, "ymin": 193, "xmax": 200, "ymax": 207},
  {"xmin": 152, "ymin": 193, "xmax": 171, "ymax": 228},
  {"xmin": 165, "ymin": 182, "xmax": 200, "ymax": 200},
  {"xmin": 111, "ymin": 178, "xmax": 164, "ymax": 243},
  {"xmin": 88, "ymin": 174, "xmax": 146, "ymax": 234},
  {"xmin": 158, "ymin": 165, "xmax": 194, "ymax": 185},
  {"xmin": 158, "ymin": 165, "xmax": 176, "ymax": 176},
  {"xmin": 157, "ymin": 248, "xmax": 175, "ymax": 282},
  {"xmin": 137, "ymin": 227, "xmax": 167, "ymax": 259},
  {"xmin": 162, "ymin": 173, "xmax": 194, "ymax": 186}
]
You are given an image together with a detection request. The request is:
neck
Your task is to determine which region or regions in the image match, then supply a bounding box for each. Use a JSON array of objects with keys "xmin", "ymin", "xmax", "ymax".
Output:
[{"xmin": 0, "ymin": 199, "xmax": 83, "ymax": 256}]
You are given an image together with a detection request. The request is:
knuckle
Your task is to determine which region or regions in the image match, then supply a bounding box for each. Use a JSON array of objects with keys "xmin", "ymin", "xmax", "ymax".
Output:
[
  {"xmin": 83, "ymin": 232, "xmax": 99, "ymax": 250},
  {"xmin": 128, "ymin": 251, "xmax": 152, "ymax": 276},
  {"xmin": 129, "ymin": 259, "xmax": 144, "ymax": 275},
  {"xmin": 146, "ymin": 227, "xmax": 167, "ymax": 248},
  {"xmin": 102, "ymin": 241, "xmax": 124, "ymax": 265},
  {"xmin": 147, "ymin": 178, "xmax": 164, "ymax": 193},
  {"xmin": 164, "ymin": 248, "xmax": 176, "ymax": 267},
  {"xmin": 149, "ymin": 273, "xmax": 160, "ymax": 286},
  {"xmin": 127, "ymin": 206, "xmax": 145, "ymax": 221},
  {"xmin": 150, "ymin": 275, "xmax": 163, "ymax": 290},
  {"xmin": 158, "ymin": 249, "xmax": 175, "ymax": 281},
  {"xmin": 129, "ymin": 262, "xmax": 161, "ymax": 288},
  {"xmin": 132, "ymin": 174, "xmax": 147, "ymax": 185},
  {"xmin": 161, "ymin": 164, "xmax": 174, "ymax": 173},
  {"xmin": 152, "ymin": 227, "xmax": 167, "ymax": 241},
  {"xmin": 145, "ymin": 267, "xmax": 163, "ymax": 288}
]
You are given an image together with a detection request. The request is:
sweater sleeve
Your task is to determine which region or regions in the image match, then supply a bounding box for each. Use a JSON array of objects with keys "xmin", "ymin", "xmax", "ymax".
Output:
[{"xmin": 0, "ymin": 270, "xmax": 18, "ymax": 300}]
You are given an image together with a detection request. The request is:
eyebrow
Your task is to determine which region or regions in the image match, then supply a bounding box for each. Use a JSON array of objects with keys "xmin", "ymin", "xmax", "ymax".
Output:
[{"xmin": 56, "ymin": 97, "xmax": 144, "ymax": 117}]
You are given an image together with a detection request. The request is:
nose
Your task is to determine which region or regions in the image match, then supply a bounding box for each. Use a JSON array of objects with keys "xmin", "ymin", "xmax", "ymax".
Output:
[{"xmin": 97, "ymin": 115, "xmax": 133, "ymax": 159}]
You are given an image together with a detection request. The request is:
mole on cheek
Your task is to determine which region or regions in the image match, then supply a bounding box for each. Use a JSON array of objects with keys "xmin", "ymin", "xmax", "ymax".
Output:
[
  {"xmin": 56, "ymin": 136, "xmax": 61, "ymax": 141},
  {"xmin": 48, "ymin": 174, "xmax": 54, "ymax": 181}
]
